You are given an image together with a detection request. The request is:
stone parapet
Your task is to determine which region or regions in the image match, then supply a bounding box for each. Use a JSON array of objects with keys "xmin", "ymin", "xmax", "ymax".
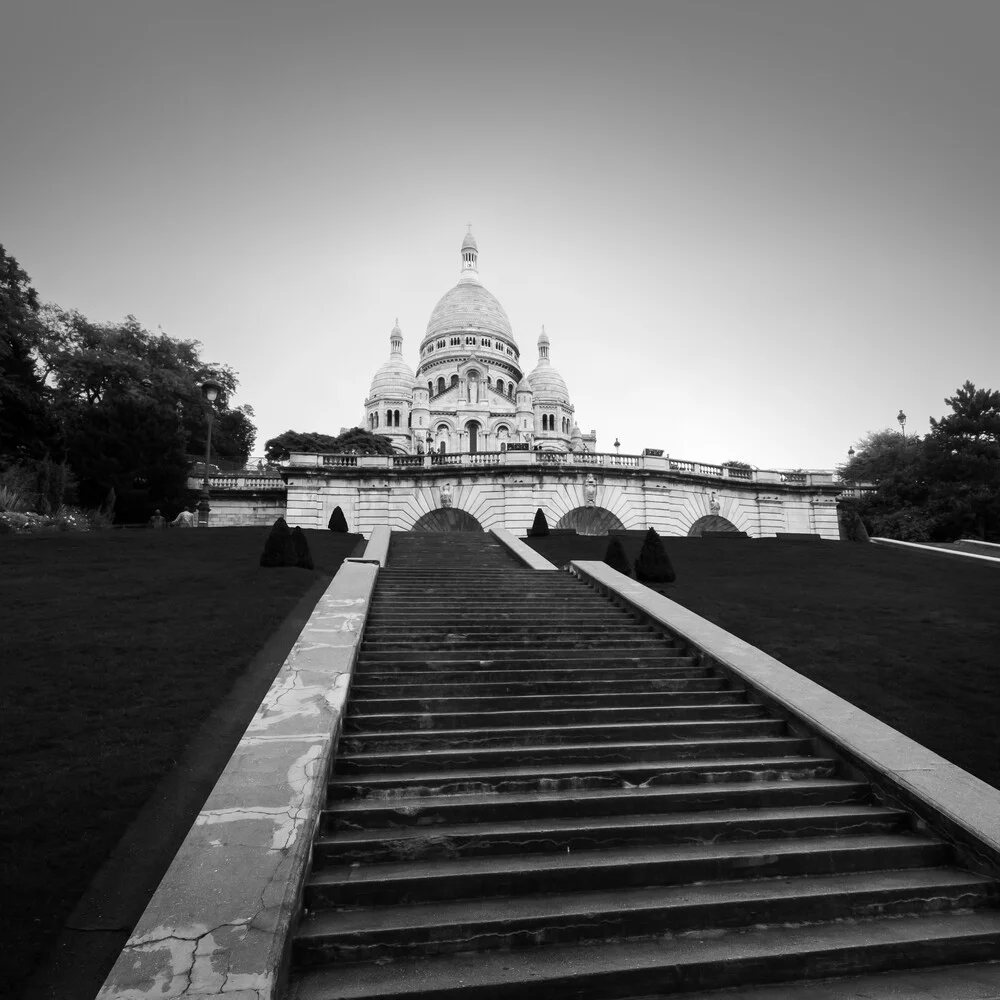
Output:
[
  {"xmin": 96, "ymin": 560, "xmax": 379, "ymax": 1000},
  {"xmin": 567, "ymin": 560, "xmax": 1000, "ymax": 877}
]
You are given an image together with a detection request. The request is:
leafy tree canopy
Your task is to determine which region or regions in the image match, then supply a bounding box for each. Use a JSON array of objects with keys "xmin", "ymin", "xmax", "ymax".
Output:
[
  {"xmin": 0, "ymin": 246, "xmax": 54, "ymax": 459},
  {"xmin": 264, "ymin": 427, "xmax": 394, "ymax": 462},
  {"xmin": 841, "ymin": 382, "xmax": 1000, "ymax": 542}
]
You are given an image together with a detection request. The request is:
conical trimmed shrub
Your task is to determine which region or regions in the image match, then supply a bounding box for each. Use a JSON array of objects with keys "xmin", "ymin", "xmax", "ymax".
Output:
[
  {"xmin": 603, "ymin": 536, "xmax": 632, "ymax": 576},
  {"xmin": 260, "ymin": 517, "xmax": 298, "ymax": 567},
  {"xmin": 635, "ymin": 526, "xmax": 676, "ymax": 584},
  {"xmin": 528, "ymin": 508, "xmax": 549, "ymax": 537},
  {"xmin": 328, "ymin": 506, "xmax": 349, "ymax": 532},
  {"xmin": 291, "ymin": 526, "xmax": 314, "ymax": 569}
]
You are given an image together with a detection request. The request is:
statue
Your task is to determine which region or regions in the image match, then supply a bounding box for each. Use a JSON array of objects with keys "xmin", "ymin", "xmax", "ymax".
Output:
[
  {"xmin": 440, "ymin": 482, "xmax": 453, "ymax": 508},
  {"xmin": 709, "ymin": 491, "xmax": 720, "ymax": 516},
  {"xmin": 585, "ymin": 474, "xmax": 597, "ymax": 507}
]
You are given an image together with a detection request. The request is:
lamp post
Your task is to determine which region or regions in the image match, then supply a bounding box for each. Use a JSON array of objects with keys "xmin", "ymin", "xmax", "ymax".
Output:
[
  {"xmin": 197, "ymin": 380, "xmax": 222, "ymax": 527},
  {"xmin": 897, "ymin": 410, "xmax": 906, "ymax": 444}
]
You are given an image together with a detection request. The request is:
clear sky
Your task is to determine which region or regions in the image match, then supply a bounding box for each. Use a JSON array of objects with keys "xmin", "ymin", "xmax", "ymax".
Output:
[{"xmin": 2, "ymin": 0, "xmax": 997, "ymax": 470}]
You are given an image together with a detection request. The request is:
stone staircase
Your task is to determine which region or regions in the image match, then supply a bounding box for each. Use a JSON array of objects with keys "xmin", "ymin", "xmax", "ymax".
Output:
[{"xmin": 284, "ymin": 531, "xmax": 1000, "ymax": 998}]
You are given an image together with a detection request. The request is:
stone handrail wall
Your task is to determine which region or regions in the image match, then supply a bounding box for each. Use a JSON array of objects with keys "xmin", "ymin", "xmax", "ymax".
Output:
[{"xmin": 285, "ymin": 450, "xmax": 842, "ymax": 486}]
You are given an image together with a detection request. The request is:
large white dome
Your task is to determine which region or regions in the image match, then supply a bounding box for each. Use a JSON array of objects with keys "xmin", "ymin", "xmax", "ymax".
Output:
[{"xmin": 422, "ymin": 281, "xmax": 514, "ymax": 345}]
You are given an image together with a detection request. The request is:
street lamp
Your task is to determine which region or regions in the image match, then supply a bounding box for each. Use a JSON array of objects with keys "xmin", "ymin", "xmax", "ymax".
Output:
[
  {"xmin": 197, "ymin": 379, "xmax": 223, "ymax": 527},
  {"xmin": 897, "ymin": 410, "xmax": 906, "ymax": 443}
]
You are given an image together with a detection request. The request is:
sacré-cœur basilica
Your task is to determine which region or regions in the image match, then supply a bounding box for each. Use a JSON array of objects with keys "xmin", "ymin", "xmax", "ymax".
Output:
[{"xmin": 211, "ymin": 230, "xmax": 843, "ymax": 538}]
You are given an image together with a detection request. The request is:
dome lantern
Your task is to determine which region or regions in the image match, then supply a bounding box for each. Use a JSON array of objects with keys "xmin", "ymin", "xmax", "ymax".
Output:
[{"xmin": 460, "ymin": 224, "xmax": 479, "ymax": 282}]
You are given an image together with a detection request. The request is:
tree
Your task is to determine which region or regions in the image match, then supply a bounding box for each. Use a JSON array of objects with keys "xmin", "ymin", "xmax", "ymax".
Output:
[
  {"xmin": 528, "ymin": 508, "xmax": 549, "ymax": 537},
  {"xmin": 0, "ymin": 246, "xmax": 56, "ymax": 460},
  {"xmin": 603, "ymin": 536, "xmax": 632, "ymax": 576},
  {"xmin": 841, "ymin": 383, "xmax": 1000, "ymax": 542},
  {"xmin": 329, "ymin": 506, "xmax": 349, "ymax": 532},
  {"xmin": 29, "ymin": 306, "xmax": 256, "ymax": 514},
  {"xmin": 264, "ymin": 426, "xmax": 394, "ymax": 462},
  {"xmin": 635, "ymin": 527, "xmax": 676, "ymax": 583},
  {"xmin": 291, "ymin": 526, "xmax": 314, "ymax": 570},
  {"xmin": 925, "ymin": 382, "xmax": 1000, "ymax": 540},
  {"xmin": 260, "ymin": 517, "xmax": 298, "ymax": 567}
]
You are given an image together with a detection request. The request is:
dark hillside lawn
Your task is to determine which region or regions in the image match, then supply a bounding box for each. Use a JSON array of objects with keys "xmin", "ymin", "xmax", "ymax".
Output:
[
  {"xmin": 526, "ymin": 535, "xmax": 1000, "ymax": 792},
  {"xmin": 0, "ymin": 527, "xmax": 362, "ymax": 996}
]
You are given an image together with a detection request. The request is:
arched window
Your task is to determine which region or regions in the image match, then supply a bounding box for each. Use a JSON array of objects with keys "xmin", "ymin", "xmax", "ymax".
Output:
[
  {"xmin": 438, "ymin": 441, "xmax": 446, "ymax": 454},
  {"xmin": 427, "ymin": 381, "xmax": 433, "ymax": 396},
  {"xmin": 542, "ymin": 414, "xmax": 549, "ymax": 431},
  {"xmin": 451, "ymin": 374, "xmax": 459, "ymax": 387},
  {"xmin": 374, "ymin": 412, "xmax": 379, "ymax": 428},
  {"xmin": 437, "ymin": 377, "xmax": 445, "ymax": 395},
  {"xmin": 496, "ymin": 379, "xmax": 505, "ymax": 396},
  {"xmin": 394, "ymin": 409, "xmax": 400, "ymax": 427},
  {"xmin": 407, "ymin": 412, "xmax": 412, "ymax": 428},
  {"xmin": 386, "ymin": 409, "xmax": 392, "ymax": 427}
]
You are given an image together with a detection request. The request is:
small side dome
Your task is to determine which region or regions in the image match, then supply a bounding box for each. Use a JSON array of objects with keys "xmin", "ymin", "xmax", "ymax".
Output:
[
  {"xmin": 516, "ymin": 376, "xmax": 532, "ymax": 393},
  {"xmin": 527, "ymin": 326, "xmax": 570, "ymax": 403},
  {"xmin": 368, "ymin": 321, "xmax": 414, "ymax": 400}
]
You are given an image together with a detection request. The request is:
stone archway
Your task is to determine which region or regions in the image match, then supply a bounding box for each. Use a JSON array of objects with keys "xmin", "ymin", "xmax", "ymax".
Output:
[
  {"xmin": 555, "ymin": 506, "xmax": 625, "ymax": 536},
  {"xmin": 412, "ymin": 508, "xmax": 484, "ymax": 532},
  {"xmin": 688, "ymin": 514, "xmax": 741, "ymax": 536}
]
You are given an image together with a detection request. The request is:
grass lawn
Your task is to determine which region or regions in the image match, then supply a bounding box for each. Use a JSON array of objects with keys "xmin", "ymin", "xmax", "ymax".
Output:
[
  {"xmin": 526, "ymin": 534, "xmax": 1000, "ymax": 791},
  {"xmin": 0, "ymin": 527, "xmax": 363, "ymax": 996}
]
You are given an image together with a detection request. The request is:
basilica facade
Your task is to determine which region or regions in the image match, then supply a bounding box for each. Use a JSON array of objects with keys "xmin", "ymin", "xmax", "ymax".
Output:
[{"xmin": 363, "ymin": 229, "xmax": 597, "ymax": 456}]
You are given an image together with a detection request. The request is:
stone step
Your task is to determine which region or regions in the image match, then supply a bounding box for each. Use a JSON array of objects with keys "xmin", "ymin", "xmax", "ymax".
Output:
[
  {"xmin": 348, "ymin": 689, "xmax": 750, "ymax": 714},
  {"xmin": 294, "ymin": 868, "xmax": 997, "ymax": 965},
  {"xmin": 358, "ymin": 646, "xmax": 684, "ymax": 663},
  {"xmin": 365, "ymin": 613, "xmax": 636, "ymax": 624},
  {"xmin": 333, "ymin": 736, "xmax": 819, "ymax": 773},
  {"xmin": 339, "ymin": 717, "xmax": 787, "ymax": 753},
  {"xmin": 304, "ymin": 834, "xmax": 951, "ymax": 908},
  {"xmin": 360, "ymin": 633, "xmax": 665, "ymax": 651},
  {"xmin": 344, "ymin": 702, "xmax": 766, "ymax": 732},
  {"xmin": 363, "ymin": 625, "xmax": 655, "ymax": 639},
  {"xmin": 328, "ymin": 755, "xmax": 840, "ymax": 800},
  {"xmin": 288, "ymin": 911, "xmax": 1000, "ymax": 999},
  {"xmin": 352, "ymin": 662, "xmax": 704, "ymax": 683},
  {"xmin": 348, "ymin": 676, "xmax": 731, "ymax": 698},
  {"xmin": 322, "ymin": 782, "xmax": 873, "ymax": 836},
  {"xmin": 659, "ymin": 962, "xmax": 1000, "ymax": 999},
  {"xmin": 317, "ymin": 802, "xmax": 895, "ymax": 867},
  {"xmin": 364, "ymin": 626, "xmax": 652, "ymax": 639}
]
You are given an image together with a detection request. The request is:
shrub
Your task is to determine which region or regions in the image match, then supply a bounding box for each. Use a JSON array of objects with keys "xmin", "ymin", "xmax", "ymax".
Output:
[
  {"xmin": 260, "ymin": 517, "xmax": 298, "ymax": 567},
  {"xmin": 291, "ymin": 526, "xmax": 314, "ymax": 570},
  {"xmin": 635, "ymin": 526, "xmax": 676, "ymax": 584},
  {"xmin": 0, "ymin": 485, "xmax": 29, "ymax": 513},
  {"xmin": 528, "ymin": 508, "xmax": 549, "ymax": 537},
  {"xmin": 603, "ymin": 536, "xmax": 632, "ymax": 576},
  {"xmin": 329, "ymin": 506, "xmax": 349, "ymax": 532}
]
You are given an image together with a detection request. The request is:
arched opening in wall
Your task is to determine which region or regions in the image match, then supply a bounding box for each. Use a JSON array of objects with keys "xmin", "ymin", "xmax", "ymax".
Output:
[
  {"xmin": 688, "ymin": 515, "xmax": 741, "ymax": 536},
  {"xmin": 555, "ymin": 506, "xmax": 625, "ymax": 536},
  {"xmin": 412, "ymin": 508, "xmax": 483, "ymax": 532},
  {"xmin": 451, "ymin": 374, "xmax": 459, "ymax": 387},
  {"xmin": 466, "ymin": 420, "xmax": 480, "ymax": 454},
  {"xmin": 394, "ymin": 409, "xmax": 401, "ymax": 427},
  {"xmin": 437, "ymin": 377, "xmax": 446, "ymax": 395}
]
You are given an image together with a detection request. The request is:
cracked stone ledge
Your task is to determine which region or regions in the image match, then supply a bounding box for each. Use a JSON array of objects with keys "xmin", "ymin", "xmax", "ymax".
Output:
[{"xmin": 97, "ymin": 562, "xmax": 378, "ymax": 999}]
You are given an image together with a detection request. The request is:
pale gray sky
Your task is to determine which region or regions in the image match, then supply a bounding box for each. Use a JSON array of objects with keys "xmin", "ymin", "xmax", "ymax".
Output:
[{"xmin": 2, "ymin": 0, "xmax": 997, "ymax": 469}]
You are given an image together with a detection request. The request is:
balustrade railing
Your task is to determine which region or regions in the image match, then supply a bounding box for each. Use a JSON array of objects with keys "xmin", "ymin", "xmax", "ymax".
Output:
[{"xmin": 275, "ymin": 449, "xmax": 840, "ymax": 487}]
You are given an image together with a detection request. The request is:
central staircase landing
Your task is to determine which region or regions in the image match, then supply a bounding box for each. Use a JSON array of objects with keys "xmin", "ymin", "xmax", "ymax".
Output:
[{"xmin": 284, "ymin": 531, "xmax": 1000, "ymax": 998}]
